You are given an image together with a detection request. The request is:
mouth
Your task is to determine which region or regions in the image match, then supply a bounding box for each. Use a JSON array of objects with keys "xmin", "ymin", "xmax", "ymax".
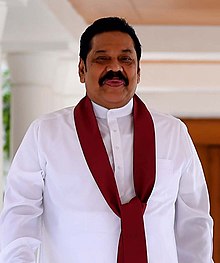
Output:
[
  {"xmin": 103, "ymin": 77, "xmax": 126, "ymax": 87},
  {"xmin": 99, "ymin": 71, "xmax": 129, "ymax": 87}
]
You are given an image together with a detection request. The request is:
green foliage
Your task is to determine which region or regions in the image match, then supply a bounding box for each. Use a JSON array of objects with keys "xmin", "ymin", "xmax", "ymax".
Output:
[{"xmin": 2, "ymin": 68, "xmax": 11, "ymax": 158}]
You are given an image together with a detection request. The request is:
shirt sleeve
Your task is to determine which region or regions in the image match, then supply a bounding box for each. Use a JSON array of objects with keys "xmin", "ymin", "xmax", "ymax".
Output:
[
  {"xmin": 0, "ymin": 120, "xmax": 45, "ymax": 263},
  {"xmin": 174, "ymin": 123, "xmax": 214, "ymax": 263}
]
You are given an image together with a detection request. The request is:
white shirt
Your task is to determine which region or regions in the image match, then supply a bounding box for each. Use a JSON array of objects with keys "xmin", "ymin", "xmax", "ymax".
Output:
[{"xmin": 0, "ymin": 98, "xmax": 213, "ymax": 263}]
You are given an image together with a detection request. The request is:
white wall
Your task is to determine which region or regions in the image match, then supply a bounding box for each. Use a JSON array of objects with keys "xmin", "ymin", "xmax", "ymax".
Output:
[{"xmin": 138, "ymin": 60, "xmax": 220, "ymax": 117}]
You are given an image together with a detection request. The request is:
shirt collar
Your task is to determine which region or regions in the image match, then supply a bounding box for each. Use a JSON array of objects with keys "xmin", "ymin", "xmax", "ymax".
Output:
[{"xmin": 92, "ymin": 99, "xmax": 133, "ymax": 119}]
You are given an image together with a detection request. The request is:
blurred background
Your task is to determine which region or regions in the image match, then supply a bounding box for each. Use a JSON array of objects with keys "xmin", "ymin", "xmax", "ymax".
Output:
[{"xmin": 0, "ymin": 0, "xmax": 219, "ymax": 261}]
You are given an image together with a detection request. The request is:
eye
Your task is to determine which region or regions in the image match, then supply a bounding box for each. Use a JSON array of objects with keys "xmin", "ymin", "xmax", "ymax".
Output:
[
  {"xmin": 119, "ymin": 56, "xmax": 133, "ymax": 64},
  {"xmin": 94, "ymin": 56, "xmax": 111, "ymax": 64}
]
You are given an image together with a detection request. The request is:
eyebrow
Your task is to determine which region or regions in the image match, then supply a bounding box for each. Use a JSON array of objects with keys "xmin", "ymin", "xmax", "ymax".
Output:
[
  {"xmin": 94, "ymin": 49, "xmax": 134, "ymax": 54},
  {"xmin": 95, "ymin": 50, "xmax": 107, "ymax": 54},
  {"xmin": 121, "ymin": 49, "xmax": 133, "ymax": 54}
]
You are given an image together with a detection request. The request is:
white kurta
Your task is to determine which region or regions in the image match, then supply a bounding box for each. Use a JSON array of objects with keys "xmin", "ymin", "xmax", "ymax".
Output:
[{"xmin": 0, "ymin": 98, "xmax": 213, "ymax": 263}]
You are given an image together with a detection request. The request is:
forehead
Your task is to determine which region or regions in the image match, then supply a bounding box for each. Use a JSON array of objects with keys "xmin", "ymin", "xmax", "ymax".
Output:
[{"xmin": 89, "ymin": 31, "xmax": 136, "ymax": 54}]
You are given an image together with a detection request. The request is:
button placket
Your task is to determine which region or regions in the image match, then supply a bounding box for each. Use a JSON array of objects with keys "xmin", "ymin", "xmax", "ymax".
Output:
[{"xmin": 107, "ymin": 111, "xmax": 125, "ymax": 197}]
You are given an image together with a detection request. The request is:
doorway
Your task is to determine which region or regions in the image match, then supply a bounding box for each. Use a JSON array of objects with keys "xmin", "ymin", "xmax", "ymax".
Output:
[{"xmin": 182, "ymin": 119, "xmax": 220, "ymax": 263}]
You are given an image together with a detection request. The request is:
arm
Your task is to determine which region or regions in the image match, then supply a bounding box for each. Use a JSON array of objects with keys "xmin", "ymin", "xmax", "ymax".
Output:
[
  {"xmin": 0, "ymin": 120, "xmax": 45, "ymax": 263},
  {"xmin": 174, "ymin": 123, "xmax": 214, "ymax": 263}
]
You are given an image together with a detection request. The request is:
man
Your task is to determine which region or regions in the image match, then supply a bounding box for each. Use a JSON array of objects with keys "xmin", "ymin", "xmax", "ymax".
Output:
[{"xmin": 0, "ymin": 17, "xmax": 213, "ymax": 263}]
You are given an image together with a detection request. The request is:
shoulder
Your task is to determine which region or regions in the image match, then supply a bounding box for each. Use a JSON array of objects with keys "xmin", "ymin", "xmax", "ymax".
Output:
[
  {"xmin": 37, "ymin": 106, "xmax": 74, "ymax": 122},
  {"xmin": 149, "ymin": 108, "xmax": 186, "ymax": 132},
  {"xmin": 148, "ymin": 108, "xmax": 191, "ymax": 150},
  {"xmin": 26, "ymin": 106, "xmax": 75, "ymax": 138},
  {"xmin": 148, "ymin": 108, "xmax": 195, "ymax": 162},
  {"xmin": 32, "ymin": 106, "xmax": 74, "ymax": 126}
]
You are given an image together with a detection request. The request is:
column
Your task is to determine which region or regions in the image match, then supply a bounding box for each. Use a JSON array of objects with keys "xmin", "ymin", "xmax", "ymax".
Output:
[
  {"xmin": 52, "ymin": 57, "xmax": 85, "ymax": 109},
  {"xmin": 7, "ymin": 51, "xmax": 84, "ymax": 157},
  {"xmin": 7, "ymin": 52, "xmax": 59, "ymax": 155}
]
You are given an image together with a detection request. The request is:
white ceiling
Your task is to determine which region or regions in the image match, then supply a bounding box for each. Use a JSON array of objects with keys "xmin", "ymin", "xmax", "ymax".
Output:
[
  {"xmin": 3, "ymin": 0, "xmax": 220, "ymax": 56},
  {"xmin": 68, "ymin": 0, "xmax": 220, "ymax": 25}
]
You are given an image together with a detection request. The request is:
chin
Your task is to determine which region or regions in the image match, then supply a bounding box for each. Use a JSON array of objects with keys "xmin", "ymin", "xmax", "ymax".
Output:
[{"xmin": 104, "ymin": 97, "xmax": 129, "ymax": 109}]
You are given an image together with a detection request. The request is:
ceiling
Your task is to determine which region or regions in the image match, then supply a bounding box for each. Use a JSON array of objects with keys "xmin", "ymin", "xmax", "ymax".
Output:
[
  {"xmin": 3, "ymin": 0, "xmax": 220, "ymax": 117},
  {"xmin": 68, "ymin": 0, "xmax": 220, "ymax": 26}
]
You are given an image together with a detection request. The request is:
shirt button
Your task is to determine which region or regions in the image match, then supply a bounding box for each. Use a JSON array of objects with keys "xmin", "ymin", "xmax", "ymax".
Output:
[
  {"xmin": 113, "ymin": 129, "xmax": 117, "ymax": 133},
  {"xmin": 116, "ymin": 146, "xmax": 120, "ymax": 150}
]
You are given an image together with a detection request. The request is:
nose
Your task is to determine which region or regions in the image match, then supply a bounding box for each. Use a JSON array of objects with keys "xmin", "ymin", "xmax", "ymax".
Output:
[{"xmin": 106, "ymin": 60, "xmax": 123, "ymax": 72}]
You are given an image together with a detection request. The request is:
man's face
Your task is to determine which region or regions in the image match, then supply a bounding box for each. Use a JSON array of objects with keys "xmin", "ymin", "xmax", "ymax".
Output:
[{"xmin": 79, "ymin": 31, "xmax": 140, "ymax": 109}]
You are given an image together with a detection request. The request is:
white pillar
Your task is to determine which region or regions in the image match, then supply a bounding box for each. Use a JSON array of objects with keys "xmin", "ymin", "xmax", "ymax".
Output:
[
  {"xmin": 7, "ymin": 52, "xmax": 85, "ymax": 156},
  {"xmin": 53, "ymin": 57, "xmax": 85, "ymax": 109},
  {"xmin": 7, "ymin": 52, "xmax": 59, "ymax": 155},
  {"xmin": 0, "ymin": 0, "xmax": 8, "ymax": 209}
]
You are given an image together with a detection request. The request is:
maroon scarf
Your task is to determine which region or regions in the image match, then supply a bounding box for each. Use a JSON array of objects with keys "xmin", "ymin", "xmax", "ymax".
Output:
[{"xmin": 74, "ymin": 94, "xmax": 156, "ymax": 263}]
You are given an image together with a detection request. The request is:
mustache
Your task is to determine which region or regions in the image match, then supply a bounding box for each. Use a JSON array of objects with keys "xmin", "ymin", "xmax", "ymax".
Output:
[{"xmin": 99, "ymin": 70, "xmax": 129, "ymax": 86}]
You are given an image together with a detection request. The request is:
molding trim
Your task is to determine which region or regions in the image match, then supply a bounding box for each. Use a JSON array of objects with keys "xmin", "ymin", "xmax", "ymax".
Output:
[{"xmin": 141, "ymin": 52, "xmax": 220, "ymax": 63}]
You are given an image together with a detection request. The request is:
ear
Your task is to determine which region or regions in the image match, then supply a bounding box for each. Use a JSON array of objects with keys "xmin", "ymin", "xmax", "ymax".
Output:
[
  {"xmin": 137, "ymin": 67, "xmax": 140, "ymax": 84},
  {"xmin": 78, "ymin": 59, "xmax": 86, "ymax": 83}
]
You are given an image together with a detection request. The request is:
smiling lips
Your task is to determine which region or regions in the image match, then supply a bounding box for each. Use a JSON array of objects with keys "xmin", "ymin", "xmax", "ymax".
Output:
[
  {"xmin": 99, "ymin": 70, "xmax": 129, "ymax": 87},
  {"xmin": 103, "ymin": 77, "xmax": 125, "ymax": 87}
]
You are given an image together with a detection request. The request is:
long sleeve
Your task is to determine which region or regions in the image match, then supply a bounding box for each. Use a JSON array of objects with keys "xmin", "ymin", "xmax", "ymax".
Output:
[
  {"xmin": 174, "ymin": 123, "xmax": 214, "ymax": 263},
  {"xmin": 0, "ymin": 121, "xmax": 45, "ymax": 263}
]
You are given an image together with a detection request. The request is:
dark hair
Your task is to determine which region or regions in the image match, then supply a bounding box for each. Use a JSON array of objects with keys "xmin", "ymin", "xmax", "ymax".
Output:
[{"xmin": 79, "ymin": 17, "xmax": 142, "ymax": 64}]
